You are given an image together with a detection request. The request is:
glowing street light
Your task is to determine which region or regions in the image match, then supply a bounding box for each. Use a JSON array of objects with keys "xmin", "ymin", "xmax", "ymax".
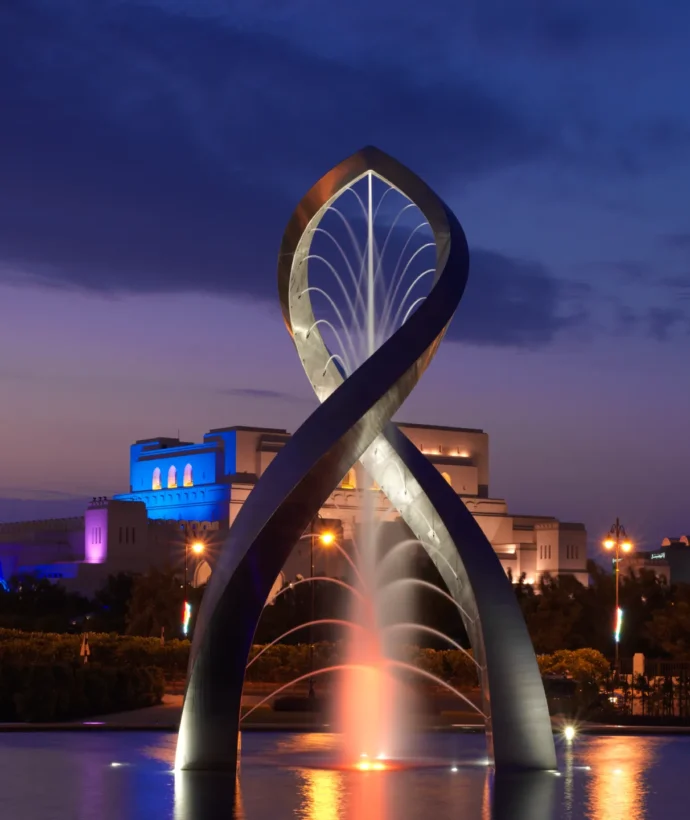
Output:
[
  {"xmin": 183, "ymin": 540, "xmax": 205, "ymax": 636},
  {"xmin": 603, "ymin": 518, "xmax": 633, "ymax": 676},
  {"xmin": 308, "ymin": 523, "xmax": 337, "ymax": 697}
]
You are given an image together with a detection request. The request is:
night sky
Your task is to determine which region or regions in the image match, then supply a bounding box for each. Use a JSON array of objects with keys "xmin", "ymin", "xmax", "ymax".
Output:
[{"xmin": 1, "ymin": 1, "xmax": 689, "ymax": 551}]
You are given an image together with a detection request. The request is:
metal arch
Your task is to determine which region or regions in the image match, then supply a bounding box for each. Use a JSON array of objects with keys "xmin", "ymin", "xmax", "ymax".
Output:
[{"xmin": 176, "ymin": 147, "xmax": 556, "ymax": 773}]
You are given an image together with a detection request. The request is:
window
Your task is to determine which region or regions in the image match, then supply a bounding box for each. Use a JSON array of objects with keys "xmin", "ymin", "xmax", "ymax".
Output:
[
  {"xmin": 152, "ymin": 468, "xmax": 162, "ymax": 491},
  {"xmin": 441, "ymin": 471, "xmax": 452, "ymax": 486},
  {"xmin": 341, "ymin": 468, "xmax": 357, "ymax": 490},
  {"xmin": 168, "ymin": 465, "xmax": 177, "ymax": 489},
  {"xmin": 539, "ymin": 545, "xmax": 542, "ymax": 560},
  {"xmin": 184, "ymin": 464, "xmax": 193, "ymax": 487}
]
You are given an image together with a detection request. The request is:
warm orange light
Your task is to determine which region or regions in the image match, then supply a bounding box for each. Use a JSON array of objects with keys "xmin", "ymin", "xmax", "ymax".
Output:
[
  {"xmin": 604, "ymin": 538, "xmax": 616, "ymax": 550},
  {"xmin": 621, "ymin": 541, "xmax": 632, "ymax": 553},
  {"xmin": 355, "ymin": 760, "xmax": 386, "ymax": 772},
  {"xmin": 191, "ymin": 541, "xmax": 204, "ymax": 555},
  {"xmin": 319, "ymin": 531, "xmax": 335, "ymax": 546}
]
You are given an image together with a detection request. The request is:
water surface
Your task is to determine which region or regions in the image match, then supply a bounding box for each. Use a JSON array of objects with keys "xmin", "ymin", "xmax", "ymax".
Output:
[{"xmin": 0, "ymin": 731, "xmax": 686, "ymax": 819}]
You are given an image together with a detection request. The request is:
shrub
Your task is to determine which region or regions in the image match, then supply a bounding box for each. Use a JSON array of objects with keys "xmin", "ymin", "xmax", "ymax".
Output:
[
  {"xmin": 537, "ymin": 648, "xmax": 610, "ymax": 686},
  {"xmin": 0, "ymin": 629, "xmax": 189, "ymax": 681},
  {"xmin": 0, "ymin": 662, "xmax": 165, "ymax": 722}
]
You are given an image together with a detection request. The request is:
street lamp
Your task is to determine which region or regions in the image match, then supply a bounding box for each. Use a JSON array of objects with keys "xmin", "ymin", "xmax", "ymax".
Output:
[
  {"xmin": 183, "ymin": 540, "xmax": 205, "ymax": 636},
  {"xmin": 603, "ymin": 518, "xmax": 633, "ymax": 676},
  {"xmin": 308, "ymin": 522, "xmax": 335, "ymax": 697}
]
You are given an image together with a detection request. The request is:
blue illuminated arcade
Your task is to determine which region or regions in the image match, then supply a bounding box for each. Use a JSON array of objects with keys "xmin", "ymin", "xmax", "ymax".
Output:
[{"xmin": 114, "ymin": 426, "xmax": 290, "ymax": 525}]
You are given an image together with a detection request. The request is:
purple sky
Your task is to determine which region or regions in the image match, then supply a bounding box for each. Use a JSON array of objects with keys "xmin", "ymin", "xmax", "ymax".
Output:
[{"xmin": 1, "ymin": 1, "xmax": 689, "ymax": 550}]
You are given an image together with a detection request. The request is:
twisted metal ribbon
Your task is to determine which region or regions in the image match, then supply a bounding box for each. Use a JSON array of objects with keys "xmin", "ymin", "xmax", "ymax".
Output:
[{"xmin": 176, "ymin": 147, "xmax": 556, "ymax": 773}]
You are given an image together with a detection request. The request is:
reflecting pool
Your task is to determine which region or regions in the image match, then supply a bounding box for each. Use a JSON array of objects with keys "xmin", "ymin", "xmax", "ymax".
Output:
[{"xmin": 0, "ymin": 731, "xmax": 687, "ymax": 819}]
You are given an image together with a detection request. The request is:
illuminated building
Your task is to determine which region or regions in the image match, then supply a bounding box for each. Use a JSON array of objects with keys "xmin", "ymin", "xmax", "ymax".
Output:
[{"xmin": 0, "ymin": 422, "xmax": 589, "ymax": 591}]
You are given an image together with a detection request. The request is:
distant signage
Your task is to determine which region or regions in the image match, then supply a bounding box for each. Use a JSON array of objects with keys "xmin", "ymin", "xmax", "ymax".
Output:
[{"xmin": 651, "ymin": 552, "xmax": 666, "ymax": 560}]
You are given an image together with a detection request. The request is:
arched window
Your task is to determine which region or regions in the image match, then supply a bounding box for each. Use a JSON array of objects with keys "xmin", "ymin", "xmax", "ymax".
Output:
[
  {"xmin": 168, "ymin": 465, "xmax": 177, "ymax": 489},
  {"xmin": 441, "ymin": 471, "xmax": 452, "ymax": 486},
  {"xmin": 152, "ymin": 468, "xmax": 162, "ymax": 491},
  {"xmin": 183, "ymin": 463, "xmax": 193, "ymax": 487},
  {"xmin": 341, "ymin": 468, "xmax": 357, "ymax": 490}
]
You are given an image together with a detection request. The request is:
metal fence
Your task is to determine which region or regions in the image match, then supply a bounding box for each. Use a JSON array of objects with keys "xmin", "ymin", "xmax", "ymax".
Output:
[{"xmin": 612, "ymin": 659, "xmax": 690, "ymax": 719}]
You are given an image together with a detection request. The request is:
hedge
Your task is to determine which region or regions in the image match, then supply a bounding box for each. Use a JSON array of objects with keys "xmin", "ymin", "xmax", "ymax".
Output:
[
  {"xmin": 0, "ymin": 629, "xmax": 189, "ymax": 681},
  {"xmin": 0, "ymin": 629, "xmax": 608, "ymax": 692},
  {"xmin": 0, "ymin": 662, "xmax": 165, "ymax": 722}
]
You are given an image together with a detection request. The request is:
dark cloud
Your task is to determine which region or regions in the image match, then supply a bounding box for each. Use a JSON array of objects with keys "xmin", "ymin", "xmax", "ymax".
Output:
[
  {"xmin": 661, "ymin": 274, "xmax": 690, "ymax": 301},
  {"xmin": 609, "ymin": 261, "xmax": 651, "ymax": 281},
  {"xmin": 664, "ymin": 233, "xmax": 690, "ymax": 251},
  {"xmin": 0, "ymin": 1, "xmax": 559, "ymax": 313},
  {"xmin": 449, "ymin": 250, "xmax": 589, "ymax": 347},
  {"xmin": 468, "ymin": 0, "xmax": 650, "ymax": 54},
  {"xmin": 0, "ymin": 1, "xmax": 687, "ymax": 351},
  {"xmin": 647, "ymin": 307, "xmax": 689, "ymax": 341}
]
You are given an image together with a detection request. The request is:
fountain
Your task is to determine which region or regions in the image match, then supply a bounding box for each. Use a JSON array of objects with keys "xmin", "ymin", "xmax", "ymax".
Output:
[
  {"xmin": 2, "ymin": 149, "xmax": 688, "ymax": 820},
  {"xmin": 175, "ymin": 146, "xmax": 555, "ymax": 776}
]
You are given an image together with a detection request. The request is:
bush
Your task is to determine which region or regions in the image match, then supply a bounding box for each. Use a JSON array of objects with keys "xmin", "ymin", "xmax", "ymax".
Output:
[
  {"xmin": 0, "ymin": 628, "xmax": 609, "ymax": 713},
  {"xmin": 0, "ymin": 628, "xmax": 189, "ymax": 681},
  {"xmin": 537, "ymin": 648, "xmax": 610, "ymax": 686},
  {"xmin": 0, "ymin": 662, "xmax": 165, "ymax": 722}
]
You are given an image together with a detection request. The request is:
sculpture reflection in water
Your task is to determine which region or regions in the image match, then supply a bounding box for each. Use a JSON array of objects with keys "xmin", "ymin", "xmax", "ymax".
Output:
[{"xmin": 173, "ymin": 766, "xmax": 557, "ymax": 820}]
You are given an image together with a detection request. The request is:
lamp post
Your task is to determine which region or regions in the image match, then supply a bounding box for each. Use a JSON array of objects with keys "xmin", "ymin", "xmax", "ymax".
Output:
[
  {"xmin": 308, "ymin": 521, "xmax": 335, "ymax": 697},
  {"xmin": 603, "ymin": 518, "xmax": 633, "ymax": 677},
  {"xmin": 183, "ymin": 540, "xmax": 204, "ymax": 636}
]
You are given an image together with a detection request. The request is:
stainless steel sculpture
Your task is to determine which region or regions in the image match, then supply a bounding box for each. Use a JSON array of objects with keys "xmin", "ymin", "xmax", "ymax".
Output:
[{"xmin": 176, "ymin": 147, "xmax": 556, "ymax": 773}]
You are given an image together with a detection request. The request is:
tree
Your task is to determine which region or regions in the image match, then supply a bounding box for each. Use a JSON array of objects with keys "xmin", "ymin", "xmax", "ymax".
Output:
[
  {"xmin": 126, "ymin": 569, "xmax": 185, "ymax": 638},
  {"xmin": 0, "ymin": 573, "xmax": 91, "ymax": 632},
  {"xmin": 645, "ymin": 590, "xmax": 690, "ymax": 659},
  {"xmin": 91, "ymin": 572, "xmax": 136, "ymax": 633}
]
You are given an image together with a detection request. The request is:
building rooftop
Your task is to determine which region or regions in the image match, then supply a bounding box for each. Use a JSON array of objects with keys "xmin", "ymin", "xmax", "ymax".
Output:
[
  {"xmin": 0, "ymin": 517, "xmax": 83, "ymax": 532},
  {"xmin": 397, "ymin": 421, "xmax": 485, "ymax": 434},
  {"xmin": 208, "ymin": 425, "xmax": 289, "ymax": 434},
  {"xmin": 134, "ymin": 436, "xmax": 193, "ymax": 447}
]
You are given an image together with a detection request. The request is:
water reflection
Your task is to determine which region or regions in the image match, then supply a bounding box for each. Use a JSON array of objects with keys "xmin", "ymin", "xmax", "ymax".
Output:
[
  {"xmin": 583, "ymin": 737, "xmax": 659, "ymax": 820},
  {"xmin": 346, "ymin": 769, "xmax": 388, "ymax": 820},
  {"xmin": 298, "ymin": 769, "xmax": 344, "ymax": 819},
  {"xmin": 174, "ymin": 770, "xmax": 243, "ymax": 820},
  {"xmin": 3, "ymin": 731, "xmax": 687, "ymax": 819},
  {"xmin": 489, "ymin": 770, "xmax": 557, "ymax": 820}
]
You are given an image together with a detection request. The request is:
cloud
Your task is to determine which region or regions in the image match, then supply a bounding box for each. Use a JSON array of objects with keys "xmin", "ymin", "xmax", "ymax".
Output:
[
  {"xmin": 647, "ymin": 307, "xmax": 689, "ymax": 341},
  {"xmin": 0, "ymin": 2, "xmax": 556, "ymax": 305},
  {"xmin": 664, "ymin": 233, "xmax": 690, "ymax": 251},
  {"xmin": 1, "ymin": 1, "xmax": 688, "ymax": 352},
  {"xmin": 449, "ymin": 250, "xmax": 589, "ymax": 347}
]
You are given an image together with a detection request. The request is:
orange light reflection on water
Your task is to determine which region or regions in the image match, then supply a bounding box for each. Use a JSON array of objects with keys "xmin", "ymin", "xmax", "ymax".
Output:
[
  {"xmin": 298, "ymin": 761, "xmax": 390, "ymax": 819},
  {"xmin": 298, "ymin": 768, "xmax": 344, "ymax": 820},
  {"xmin": 584, "ymin": 737, "xmax": 659, "ymax": 820}
]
